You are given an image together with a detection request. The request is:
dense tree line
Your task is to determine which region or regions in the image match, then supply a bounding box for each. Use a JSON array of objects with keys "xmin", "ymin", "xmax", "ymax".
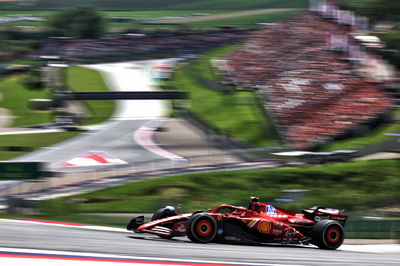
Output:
[
  {"xmin": 48, "ymin": 6, "xmax": 106, "ymax": 39},
  {"xmin": 341, "ymin": 0, "xmax": 399, "ymax": 22},
  {"xmin": 341, "ymin": 0, "xmax": 400, "ymax": 68}
]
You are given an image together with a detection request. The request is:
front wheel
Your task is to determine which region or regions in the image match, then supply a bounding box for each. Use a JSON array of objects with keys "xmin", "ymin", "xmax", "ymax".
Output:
[
  {"xmin": 151, "ymin": 206, "xmax": 177, "ymax": 221},
  {"xmin": 312, "ymin": 220, "xmax": 344, "ymax": 250},
  {"xmin": 187, "ymin": 213, "xmax": 217, "ymax": 243},
  {"xmin": 151, "ymin": 207, "xmax": 177, "ymax": 239}
]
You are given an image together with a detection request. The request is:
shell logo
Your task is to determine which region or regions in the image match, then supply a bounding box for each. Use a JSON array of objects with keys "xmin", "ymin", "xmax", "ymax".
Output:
[{"xmin": 258, "ymin": 220, "xmax": 271, "ymax": 233}]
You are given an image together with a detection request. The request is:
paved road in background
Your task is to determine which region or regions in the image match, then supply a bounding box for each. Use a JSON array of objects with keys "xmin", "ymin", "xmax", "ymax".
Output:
[
  {"xmin": 11, "ymin": 119, "xmax": 178, "ymax": 173},
  {"xmin": 11, "ymin": 60, "xmax": 184, "ymax": 173},
  {"xmin": 0, "ymin": 220, "xmax": 399, "ymax": 266}
]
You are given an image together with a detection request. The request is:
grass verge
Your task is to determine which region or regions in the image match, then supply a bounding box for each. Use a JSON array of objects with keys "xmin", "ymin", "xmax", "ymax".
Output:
[
  {"xmin": 185, "ymin": 10, "xmax": 301, "ymax": 28},
  {"xmin": 320, "ymin": 108, "xmax": 400, "ymax": 151},
  {"xmin": 24, "ymin": 0, "xmax": 309, "ymax": 11},
  {"xmin": 0, "ymin": 131, "xmax": 81, "ymax": 160},
  {"xmin": 0, "ymin": 74, "xmax": 52, "ymax": 127},
  {"xmin": 41, "ymin": 159, "xmax": 400, "ymax": 214},
  {"xmin": 65, "ymin": 66, "xmax": 116, "ymax": 125},
  {"xmin": 0, "ymin": 9, "xmax": 300, "ymax": 31}
]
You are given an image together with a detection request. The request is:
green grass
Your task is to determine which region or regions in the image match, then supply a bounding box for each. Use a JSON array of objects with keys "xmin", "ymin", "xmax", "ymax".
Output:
[
  {"xmin": 0, "ymin": 10, "xmax": 53, "ymax": 16},
  {"xmin": 103, "ymin": 10, "xmax": 225, "ymax": 18},
  {"xmin": 43, "ymin": 158, "xmax": 400, "ymax": 214},
  {"xmin": 185, "ymin": 10, "xmax": 301, "ymax": 28},
  {"xmin": 166, "ymin": 45, "xmax": 279, "ymax": 146},
  {"xmin": 169, "ymin": 0, "xmax": 309, "ymax": 10},
  {"xmin": 321, "ymin": 108, "xmax": 400, "ymax": 151},
  {"xmin": 0, "ymin": 10, "xmax": 224, "ymax": 19},
  {"xmin": 0, "ymin": 131, "xmax": 81, "ymax": 160},
  {"xmin": 0, "ymin": 9, "xmax": 299, "ymax": 30},
  {"xmin": 28, "ymin": 0, "xmax": 308, "ymax": 10},
  {"xmin": 0, "ymin": 74, "xmax": 53, "ymax": 127},
  {"xmin": 65, "ymin": 66, "xmax": 115, "ymax": 125}
]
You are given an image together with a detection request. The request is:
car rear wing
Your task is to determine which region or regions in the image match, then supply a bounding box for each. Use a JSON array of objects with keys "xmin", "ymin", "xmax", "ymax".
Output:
[{"xmin": 303, "ymin": 206, "xmax": 348, "ymax": 225}]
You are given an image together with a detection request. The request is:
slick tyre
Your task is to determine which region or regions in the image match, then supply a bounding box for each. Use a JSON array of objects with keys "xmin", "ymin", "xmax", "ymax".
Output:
[
  {"xmin": 187, "ymin": 213, "xmax": 217, "ymax": 243},
  {"xmin": 151, "ymin": 207, "xmax": 177, "ymax": 239},
  {"xmin": 312, "ymin": 220, "xmax": 344, "ymax": 250},
  {"xmin": 151, "ymin": 207, "xmax": 177, "ymax": 221}
]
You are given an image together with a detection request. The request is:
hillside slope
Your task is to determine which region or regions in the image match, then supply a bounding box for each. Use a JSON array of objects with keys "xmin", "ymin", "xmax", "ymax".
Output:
[{"xmin": 30, "ymin": 0, "xmax": 308, "ymax": 10}]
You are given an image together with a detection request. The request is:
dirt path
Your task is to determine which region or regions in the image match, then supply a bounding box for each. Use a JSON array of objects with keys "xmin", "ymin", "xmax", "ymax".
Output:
[
  {"xmin": 0, "ymin": 91, "xmax": 14, "ymax": 131},
  {"xmin": 148, "ymin": 8, "xmax": 302, "ymax": 24},
  {"xmin": 0, "ymin": 108, "xmax": 13, "ymax": 128}
]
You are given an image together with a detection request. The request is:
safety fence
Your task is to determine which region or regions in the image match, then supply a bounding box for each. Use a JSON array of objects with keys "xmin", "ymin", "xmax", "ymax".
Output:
[{"xmin": 345, "ymin": 219, "xmax": 400, "ymax": 239}]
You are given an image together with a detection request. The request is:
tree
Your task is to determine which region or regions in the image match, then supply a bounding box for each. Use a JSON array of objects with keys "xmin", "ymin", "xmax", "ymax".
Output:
[
  {"xmin": 347, "ymin": 0, "xmax": 400, "ymax": 22},
  {"xmin": 48, "ymin": 6, "xmax": 106, "ymax": 39}
]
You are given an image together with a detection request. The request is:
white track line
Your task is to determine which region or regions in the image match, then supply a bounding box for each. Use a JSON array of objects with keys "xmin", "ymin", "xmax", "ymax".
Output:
[
  {"xmin": 133, "ymin": 125, "xmax": 186, "ymax": 161},
  {"xmin": 2, "ymin": 219, "xmax": 399, "ymax": 254},
  {"xmin": 0, "ymin": 219, "xmax": 127, "ymax": 233},
  {"xmin": 339, "ymin": 244, "xmax": 400, "ymax": 253},
  {"xmin": 0, "ymin": 247, "xmax": 305, "ymax": 266}
]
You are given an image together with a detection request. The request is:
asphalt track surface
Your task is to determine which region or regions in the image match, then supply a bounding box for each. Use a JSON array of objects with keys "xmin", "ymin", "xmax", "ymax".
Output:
[
  {"xmin": 12, "ymin": 119, "xmax": 178, "ymax": 173},
  {"xmin": 0, "ymin": 219, "xmax": 399, "ymax": 266},
  {"xmin": 11, "ymin": 60, "xmax": 183, "ymax": 173}
]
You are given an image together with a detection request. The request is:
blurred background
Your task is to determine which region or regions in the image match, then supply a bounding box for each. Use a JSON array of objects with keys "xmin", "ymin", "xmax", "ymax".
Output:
[{"xmin": 0, "ymin": 0, "xmax": 399, "ymax": 241}]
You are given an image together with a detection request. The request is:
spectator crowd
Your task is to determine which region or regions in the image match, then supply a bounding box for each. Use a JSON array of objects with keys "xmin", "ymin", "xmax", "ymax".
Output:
[
  {"xmin": 223, "ymin": 12, "xmax": 393, "ymax": 149},
  {"xmin": 45, "ymin": 30, "xmax": 245, "ymax": 61}
]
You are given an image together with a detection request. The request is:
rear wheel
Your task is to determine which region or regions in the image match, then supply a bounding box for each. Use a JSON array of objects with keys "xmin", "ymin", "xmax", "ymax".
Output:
[
  {"xmin": 187, "ymin": 213, "xmax": 217, "ymax": 243},
  {"xmin": 312, "ymin": 220, "xmax": 344, "ymax": 250}
]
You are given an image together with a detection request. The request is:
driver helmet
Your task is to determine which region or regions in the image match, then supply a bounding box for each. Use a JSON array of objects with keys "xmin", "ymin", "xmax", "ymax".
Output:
[{"xmin": 249, "ymin": 196, "xmax": 260, "ymax": 210}]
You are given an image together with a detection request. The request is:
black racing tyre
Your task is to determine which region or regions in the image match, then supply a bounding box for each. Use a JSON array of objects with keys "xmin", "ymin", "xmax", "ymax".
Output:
[
  {"xmin": 151, "ymin": 207, "xmax": 177, "ymax": 239},
  {"xmin": 187, "ymin": 213, "xmax": 217, "ymax": 243},
  {"xmin": 312, "ymin": 220, "xmax": 344, "ymax": 250},
  {"xmin": 151, "ymin": 207, "xmax": 177, "ymax": 221}
]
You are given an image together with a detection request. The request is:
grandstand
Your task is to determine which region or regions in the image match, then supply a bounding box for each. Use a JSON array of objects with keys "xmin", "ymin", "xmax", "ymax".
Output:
[
  {"xmin": 51, "ymin": 29, "xmax": 246, "ymax": 61},
  {"xmin": 223, "ymin": 12, "xmax": 394, "ymax": 150}
]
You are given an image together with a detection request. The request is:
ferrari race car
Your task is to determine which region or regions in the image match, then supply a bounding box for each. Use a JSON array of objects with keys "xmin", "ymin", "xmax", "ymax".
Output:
[{"xmin": 127, "ymin": 200, "xmax": 348, "ymax": 250}]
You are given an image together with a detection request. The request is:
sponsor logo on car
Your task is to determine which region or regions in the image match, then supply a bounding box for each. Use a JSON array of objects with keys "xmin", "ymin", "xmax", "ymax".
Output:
[
  {"xmin": 173, "ymin": 222, "xmax": 186, "ymax": 233},
  {"xmin": 225, "ymin": 236, "xmax": 241, "ymax": 241},
  {"xmin": 288, "ymin": 218, "xmax": 314, "ymax": 225},
  {"xmin": 273, "ymin": 222, "xmax": 285, "ymax": 228},
  {"xmin": 272, "ymin": 229, "xmax": 283, "ymax": 236},
  {"xmin": 266, "ymin": 205, "xmax": 277, "ymax": 215},
  {"xmin": 258, "ymin": 220, "xmax": 271, "ymax": 233},
  {"xmin": 283, "ymin": 227, "xmax": 299, "ymax": 238}
]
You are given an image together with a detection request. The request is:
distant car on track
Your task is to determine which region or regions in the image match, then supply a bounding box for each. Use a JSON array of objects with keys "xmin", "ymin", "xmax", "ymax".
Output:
[{"xmin": 127, "ymin": 198, "xmax": 348, "ymax": 250}]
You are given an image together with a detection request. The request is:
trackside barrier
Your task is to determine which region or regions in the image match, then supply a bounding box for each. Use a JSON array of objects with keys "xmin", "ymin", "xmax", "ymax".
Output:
[
  {"xmin": 2, "ymin": 141, "xmax": 398, "ymax": 199},
  {"xmin": 345, "ymin": 219, "xmax": 400, "ymax": 239},
  {"xmin": 0, "ymin": 149, "xmax": 287, "ymax": 197},
  {"xmin": 356, "ymin": 138, "xmax": 400, "ymax": 157}
]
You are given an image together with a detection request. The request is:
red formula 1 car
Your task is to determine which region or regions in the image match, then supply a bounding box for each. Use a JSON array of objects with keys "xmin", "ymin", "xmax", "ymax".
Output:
[{"xmin": 127, "ymin": 200, "xmax": 348, "ymax": 250}]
